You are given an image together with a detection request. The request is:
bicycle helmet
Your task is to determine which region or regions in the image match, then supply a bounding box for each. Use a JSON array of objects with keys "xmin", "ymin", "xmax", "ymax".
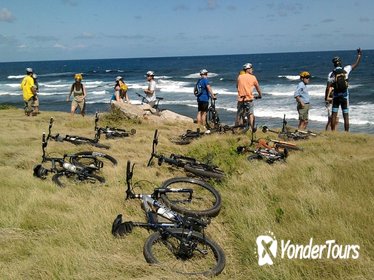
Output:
[
  {"xmin": 299, "ymin": 71, "xmax": 311, "ymax": 78},
  {"xmin": 115, "ymin": 76, "xmax": 123, "ymax": 82},
  {"xmin": 146, "ymin": 71, "xmax": 154, "ymax": 76},
  {"xmin": 74, "ymin": 73, "xmax": 83, "ymax": 81},
  {"xmin": 200, "ymin": 69, "xmax": 208, "ymax": 75},
  {"xmin": 332, "ymin": 56, "xmax": 342, "ymax": 67},
  {"xmin": 26, "ymin": 67, "xmax": 33, "ymax": 73},
  {"xmin": 32, "ymin": 73, "xmax": 38, "ymax": 79},
  {"xmin": 243, "ymin": 63, "xmax": 252, "ymax": 70}
]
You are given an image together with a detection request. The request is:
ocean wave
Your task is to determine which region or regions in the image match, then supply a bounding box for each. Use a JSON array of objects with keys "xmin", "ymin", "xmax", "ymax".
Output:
[
  {"xmin": 91, "ymin": 90, "xmax": 107, "ymax": 95},
  {"xmin": 43, "ymin": 84, "xmax": 70, "ymax": 88},
  {"xmin": 38, "ymin": 72, "xmax": 75, "ymax": 78},
  {"xmin": 278, "ymin": 75, "xmax": 300, "ymax": 81},
  {"xmin": 7, "ymin": 75, "xmax": 24, "ymax": 79},
  {"xmin": 5, "ymin": 83, "xmax": 20, "ymax": 88},
  {"xmin": 183, "ymin": 72, "xmax": 219, "ymax": 79},
  {"xmin": 0, "ymin": 91, "xmax": 19, "ymax": 96}
]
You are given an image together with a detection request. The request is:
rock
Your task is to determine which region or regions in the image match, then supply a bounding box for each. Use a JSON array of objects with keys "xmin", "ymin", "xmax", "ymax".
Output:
[{"xmin": 112, "ymin": 101, "xmax": 193, "ymax": 123}]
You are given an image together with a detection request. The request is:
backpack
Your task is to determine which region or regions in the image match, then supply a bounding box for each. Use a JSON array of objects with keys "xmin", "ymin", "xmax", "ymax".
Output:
[
  {"xmin": 332, "ymin": 68, "xmax": 348, "ymax": 93},
  {"xmin": 194, "ymin": 79, "xmax": 203, "ymax": 96}
]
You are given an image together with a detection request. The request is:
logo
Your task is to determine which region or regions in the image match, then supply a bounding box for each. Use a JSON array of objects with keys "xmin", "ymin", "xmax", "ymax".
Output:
[
  {"xmin": 255, "ymin": 231, "xmax": 360, "ymax": 266},
  {"xmin": 256, "ymin": 231, "xmax": 277, "ymax": 266}
]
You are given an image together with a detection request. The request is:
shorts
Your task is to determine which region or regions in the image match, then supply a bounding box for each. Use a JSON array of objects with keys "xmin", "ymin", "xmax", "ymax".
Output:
[
  {"xmin": 236, "ymin": 101, "xmax": 254, "ymax": 117},
  {"xmin": 198, "ymin": 101, "xmax": 209, "ymax": 112},
  {"xmin": 332, "ymin": 96, "xmax": 349, "ymax": 114},
  {"xmin": 32, "ymin": 95, "xmax": 39, "ymax": 107},
  {"xmin": 24, "ymin": 99, "xmax": 34, "ymax": 114},
  {"xmin": 297, "ymin": 103, "xmax": 309, "ymax": 121},
  {"xmin": 72, "ymin": 98, "xmax": 85, "ymax": 111}
]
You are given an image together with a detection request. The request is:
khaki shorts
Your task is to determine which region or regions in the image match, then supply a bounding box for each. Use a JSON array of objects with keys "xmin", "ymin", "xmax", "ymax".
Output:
[
  {"xmin": 72, "ymin": 98, "xmax": 85, "ymax": 111},
  {"xmin": 297, "ymin": 103, "xmax": 309, "ymax": 121},
  {"xmin": 32, "ymin": 95, "xmax": 39, "ymax": 107}
]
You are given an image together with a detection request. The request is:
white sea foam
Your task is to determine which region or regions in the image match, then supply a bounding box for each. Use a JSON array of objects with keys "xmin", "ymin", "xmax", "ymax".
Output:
[
  {"xmin": 91, "ymin": 90, "xmax": 106, "ymax": 95},
  {"xmin": 43, "ymin": 84, "xmax": 70, "ymax": 88},
  {"xmin": 5, "ymin": 83, "xmax": 20, "ymax": 88},
  {"xmin": 0, "ymin": 91, "xmax": 19, "ymax": 96},
  {"xmin": 183, "ymin": 72, "xmax": 219, "ymax": 79},
  {"xmin": 7, "ymin": 75, "xmax": 24, "ymax": 79},
  {"xmin": 278, "ymin": 75, "xmax": 300, "ymax": 81}
]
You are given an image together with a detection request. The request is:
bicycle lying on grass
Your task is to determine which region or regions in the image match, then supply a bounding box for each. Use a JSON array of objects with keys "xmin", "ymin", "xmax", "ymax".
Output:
[
  {"xmin": 237, "ymin": 129, "xmax": 288, "ymax": 164},
  {"xmin": 148, "ymin": 130, "xmax": 225, "ymax": 180},
  {"xmin": 94, "ymin": 112, "xmax": 136, "ymax": 140},
  {"xmin": 47, "ymin": 117, "xmax": 110, "ymax": 149},
  {"xmin": 262, "ymin": 114, "xmax": 317, "ymax": 141},
  {"xmin": 33, "ymin": 133, "xmax": 112, "ymax": 187},
  {"xmin": 235, "ymin": 95, "xmax": 261, "ymax": 133},
  {"xmin": 111, "ymin": 161, "xmax": 225, "ymax": 276}
]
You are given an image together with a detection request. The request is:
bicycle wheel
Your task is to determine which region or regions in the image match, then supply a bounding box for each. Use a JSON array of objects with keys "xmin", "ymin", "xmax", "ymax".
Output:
[
  {"xmin": 160, "ymin": 177, "xmax": 221, "ymax": 217},
  {"xmin": 69, "ymin": 151, "xmax": 118, "ymax": 167},
  {"xmin": 68, "ymin": 136, "xmax": 110, "ymax": 149},
  {"xmin": 143, "ymin": 229, "xmax": 225, "ymax": 277},
  {"xmin": 184, "ymin": 163, "xmax": 225, "ymax": 181},
  {"xmin": 274, "ymin": 142, "xmax": 302, "ymax": 151},
  {"xmin": 52, "ymin": 172, "xmax": 105, "ymax": 188}
]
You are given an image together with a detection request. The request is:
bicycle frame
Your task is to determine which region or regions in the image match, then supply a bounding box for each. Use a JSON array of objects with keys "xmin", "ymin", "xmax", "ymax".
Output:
[
  {"xmin": 94, "ymin": 112, "xmax": 136, "ymax": 140},
  {"xmin": 125, "ymin": 161, "xmax": 207, "ymax": 230},
  {"xmin": 147, "ymin": 129, "xmax": 198, "ymax": 167},
  {"xmin": 135, "ymin": 92, "xmax": 164, "ymax": 111}
]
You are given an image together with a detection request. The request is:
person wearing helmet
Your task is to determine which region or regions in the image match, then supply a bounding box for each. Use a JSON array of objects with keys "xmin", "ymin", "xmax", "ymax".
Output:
[
  {"xmin": 111, "ymin": 76, "xmax": 129, "ymax": 104},
  {"xmin": 194, "ymin": 69, "xmax": 216, "ymax": 126},
  {"xmin": 31, "ymin": 73, "xmax": 40, "ymax": 114},
  {"xmin": 67, "ymin": 73, "xmax": 86, "ymax": 116},
  {"xmin": 236, "ymin": 63, "xmax": 262, "ymax": 131},
  {"xmin": 294, "ymin": 71, "xmax": 311, "ymax": 130},
  {"xmin": 20, "ymin": 67, "xmax": 36, "ymax": 116},
  {"xmin": 325, "ymin": 48, "xmax": 362, "ymax": 131},
  {"xmin": 144, "ymin": 71, "xmax": 157, "ymax": 107}
]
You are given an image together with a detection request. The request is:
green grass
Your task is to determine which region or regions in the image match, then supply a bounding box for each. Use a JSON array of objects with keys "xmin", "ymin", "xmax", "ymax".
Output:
[{"xmin": 0, "ymin": 108, "xmax": 373, "ymax": 279}]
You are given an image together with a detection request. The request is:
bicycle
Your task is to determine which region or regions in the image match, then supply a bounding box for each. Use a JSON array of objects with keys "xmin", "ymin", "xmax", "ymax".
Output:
[
  {"xmin": 111, "ymin": 161, "xmax": 225, "ymax": 276},
  {"xmin": 147, "ymin": 129, "xmax": 225, "ymax": 180},
  {"xmin": 33, "ymin": 133, "xmax": 105, "ymax": 187},
  {"xmin": 135, "ymin": 92, "xmax": 164, "ymax": 112},
  {"xmin": 47, "ymin": 117, "xmax": 110, "ymax": 149},
  {"xmin": 235, "ymin": 95, "xmax": 261, "ymax": 133},
  {"xmin": 262, "ymin": 114, "xmax": 317, "ymax": 141},
  {"xmin": 170, "ymin": 128, "xmax": 206, "ymax": 145},
  {"xmin": 237, "ymin": 129, "xmax": 288, "ymax": 164},
  {"xmin": 94, "ymin": 112, "xmax": 136, "ymax": 140},
  {"xmin": 206, "ymin": 97, "xmax": 220, "ymax": 130}
]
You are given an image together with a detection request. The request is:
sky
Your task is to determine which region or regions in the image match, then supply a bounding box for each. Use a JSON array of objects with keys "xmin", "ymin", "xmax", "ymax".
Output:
[{"xmin": 0, "ymin": 0, "xmax": 373, "ymax": 62}]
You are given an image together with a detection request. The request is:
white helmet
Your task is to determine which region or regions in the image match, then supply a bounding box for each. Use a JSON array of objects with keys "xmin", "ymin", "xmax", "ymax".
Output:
[
  {"xmin": 32, "ymin": 73, "xmax": 38, "ymax": 79},
  {"xmin": 200, "ymin": 69, "xmax": 208, "ymax": 75},
  {"xmin": 243, "ymin": 63, "xmax": 253, "ymax": 70},
  {"xmin": 115, "ymin": 76, "xmax": 123, "ymax": 82},
  {"xmin": 26, "ymin": 67, "xmax": 33, "ymax": 73},
  {"xmin": 146, "ymin": 71, "xmax": 154, "ymax": 76}
]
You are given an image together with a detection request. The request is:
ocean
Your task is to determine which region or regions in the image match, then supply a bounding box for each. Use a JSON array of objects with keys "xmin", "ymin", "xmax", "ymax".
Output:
[{"xmin": 1, "ymin": 50, "xmax": 373, "ymax": 133}]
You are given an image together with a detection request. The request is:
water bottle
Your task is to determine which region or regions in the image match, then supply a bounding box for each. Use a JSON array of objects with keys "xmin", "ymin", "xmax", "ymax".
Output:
[
  {"xmin": 63, "ymin": 162, "xmax": 77, "ymax": 173},
  {"xmin": 156, "ymin": 207, "xmax": 175, "ymax": 220}
]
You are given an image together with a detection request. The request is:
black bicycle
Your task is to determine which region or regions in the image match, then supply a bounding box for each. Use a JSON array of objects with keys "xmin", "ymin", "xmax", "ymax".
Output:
[
  {"xmin": 33, "ymin": 133, "xmax": 105, "ymax": 187},
  {"xmin": 47, "ymin": 117, "xmax": 110, "ymax": 149},
  {"xmin": 111, "ymin": 161, "xmax": 225, "ymax": 276},
  {"xmin": 135, "ymin": 92, "xmax": 164, "ymax": 111},
  {"xmin": 235, "ymin": 95, "xmax": 261, "ymax": 133},
  {"xmin": 262, "ymin": 115, "xmax": 315, "ymax": 141},
  {"xmin": 94, "ymin": 112, "xmax": 136, "ymax": 140},
  {"xmin": 170, "ymin": 128, "xmax": 206, "ymax": 145},
  {"xmin": 206, "ymin": 97, "xmax": 220, "ymax": 130},
  {"xmin": 147, "ymin": 130, "xmax": 225, "ymax": 180}
]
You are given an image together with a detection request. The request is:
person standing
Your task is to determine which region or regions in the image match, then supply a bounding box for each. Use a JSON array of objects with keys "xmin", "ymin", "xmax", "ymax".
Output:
[
  {"xmin": 20, "ymin": 67, "xmax": 36, "ymax": 116},
  {"xmin": 32, "ymin": 73, "xmax": 40, "ymax": 114},
  {"xmin": 67, "ymin": 73, "xmax": 86, "ymax": 116},
  {"xmin": 194, "ymin": 69, "xmax": 216, "ymax": 127},
  {"xmin": 294, "ymin": 71, "xmax": 311, "ymax": 130},
  {"xmin": 111, "ymin": 76, "xmax": 129, "ymax": 104},
  {"xmin": 144, "ymin": 71, "xmax": 157, "ymax": 108},
  {"xmin": 325, "ymin": 48, "xmax": 362, "ymax": 131},
  {"xmin": 236, "ymin": 63, "xmax": 262, "ymax": 131}
]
